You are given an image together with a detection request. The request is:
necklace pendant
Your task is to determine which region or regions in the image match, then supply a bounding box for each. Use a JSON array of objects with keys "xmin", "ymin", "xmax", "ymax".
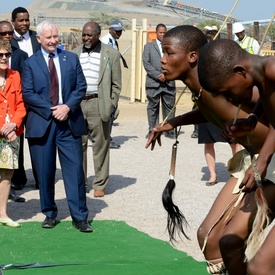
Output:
[{"xmin": 193, "ymin": 87, "xmax": 203, "ymax": 101}]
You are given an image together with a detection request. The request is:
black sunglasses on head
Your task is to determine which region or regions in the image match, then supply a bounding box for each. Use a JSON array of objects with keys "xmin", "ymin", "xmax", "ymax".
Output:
[{"xmin": 0, "ymin": 52, "xmax": 12, "ymax": 58}]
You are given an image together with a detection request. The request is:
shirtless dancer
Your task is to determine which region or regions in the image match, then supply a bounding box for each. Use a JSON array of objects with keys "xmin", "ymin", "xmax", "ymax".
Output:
[
  {"xmin": 197, "ymin": 38, "xmax": 275, "ymax": 275},
  {"xmin": 145, "ymin": 26, "xmax": 275, "ymax": 275}
]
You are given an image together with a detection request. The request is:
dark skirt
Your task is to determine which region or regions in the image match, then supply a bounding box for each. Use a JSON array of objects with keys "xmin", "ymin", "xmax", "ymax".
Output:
[{"xmin": 198, "ymin": 122, "xmax": 227, "ymax": 144}]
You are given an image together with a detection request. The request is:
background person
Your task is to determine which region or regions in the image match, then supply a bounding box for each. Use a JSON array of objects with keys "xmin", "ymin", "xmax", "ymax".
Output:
[
  {"xmin": 101, "ymin": 20, "xmax": 126, "ymax": 149},
  {"xmin": 0, "ymin": 20, "xmax": 28, "ymax": 75},
  {"xmin": 11, "ymin": 6, "xmax": 41, "ymax": 191},
  {"xmin": 190, "ymin": 95, "xmax": 199, "ymax": 139},
  {"xmin": 11, "ymin": 6, "xmax": 40, "ymax": 57},
  {"xmin": 0, "ymin": 40, "xmax": 26, "ymax": 228},
  {"xmin": 142, "ymin": 23, "xmax": 176, "ymax": 139},
  {"xmin": 22, "ymin": 21, "xmax": 91, "ymax": 232},
  {"xmin": 199, "ymin": 28, "xmax": 241, "ymax": 186},
  {"xmin": 232, "ymin": 22, "xmax": 262, "ymax": 55},
  {"xmin": 0, "ymin": 20, "xmax": 28, "ymax": 202},
  {"xmin": 73, "ymin": 21, "xmax": 122, "ymax": 198}
]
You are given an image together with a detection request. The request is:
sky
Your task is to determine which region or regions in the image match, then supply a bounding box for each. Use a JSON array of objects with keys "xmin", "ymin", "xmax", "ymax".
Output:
[
  {"xmin": 1, "ymin": 0, "xmax": 274, "ymax": 22},
  {"xmin": 190, "ymin": 0, "xmax": 274, "ymax": 21}
]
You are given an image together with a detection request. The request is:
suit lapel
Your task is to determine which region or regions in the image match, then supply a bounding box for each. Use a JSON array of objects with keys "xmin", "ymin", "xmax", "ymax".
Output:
[
  {"xmin": 29, "ymin": 30, "xmax": 39, "ymax": 52},
  {"xmin": 98, "ymin": 46, "xmax": 109, "ymax": 83},
  {"xmin": 57, "ymin": 49, "xmax": 67, "ymax": 91},
  {"xmin": 153, "ymin": 41, "xmax": 161, "ymax": 57},
  {"xmin": 35, "ymin": 51, "xmax": 50, "ymax": 79},
  {"xmin": 30, "ymin": 34, "xmax": 36, "ymax": 49}
]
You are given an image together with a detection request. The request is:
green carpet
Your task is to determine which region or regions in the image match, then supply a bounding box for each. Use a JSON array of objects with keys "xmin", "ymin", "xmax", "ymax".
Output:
[{"xmin": 0, "ymin": 220, "xmax": 207, "ymax": 274}]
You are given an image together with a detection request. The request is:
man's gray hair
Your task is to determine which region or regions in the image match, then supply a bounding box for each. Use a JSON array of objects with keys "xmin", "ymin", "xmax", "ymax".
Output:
[{"xmin": 36, "ymin": 20, "xmax": 58, "ymax": 36}]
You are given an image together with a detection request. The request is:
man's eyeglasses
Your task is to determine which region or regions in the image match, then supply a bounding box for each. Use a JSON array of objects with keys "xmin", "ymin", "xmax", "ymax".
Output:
[
  {"xmin": 0, "ymin": 31, "xmax": 14, "ymax": 36},
  {"xmin": 0, "ymin": 52, "xmax": 12, "ymax": 58}
]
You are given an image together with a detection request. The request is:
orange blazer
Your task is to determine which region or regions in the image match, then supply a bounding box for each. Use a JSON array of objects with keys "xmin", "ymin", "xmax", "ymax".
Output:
[{"xmin": 0, "ymin": 69, "xmax": 26, "ymax": 137}]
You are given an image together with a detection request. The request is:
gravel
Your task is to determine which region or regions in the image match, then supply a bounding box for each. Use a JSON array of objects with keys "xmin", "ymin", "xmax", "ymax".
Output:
[{"xmin": 8, "ymin": 100, "xmax": 233, "ymax": 262}]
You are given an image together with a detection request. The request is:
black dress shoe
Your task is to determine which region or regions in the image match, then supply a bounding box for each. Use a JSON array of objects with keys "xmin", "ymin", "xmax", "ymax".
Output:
[
  {"xmin": 11, "ymin": 183, "xmax": 25, "ymax": 190},
  {"xmin": 145, "ymin": 132, "xmax": 152, "ymax": 139},
  {"xmin": 42, "ymin": 217, "xmax": 57, "ymax": 228},
  {"xmin": 8, "ymin": 191, "xmax": 26, "ymax": 203},
  {"xmin": 73, "ymin": 220, "xmax": 93, "ymax": 233},
  {"xmin": 205, "ymin": 179, "xmax": 218, "ymax": 186},
  {"xmin": 110, "ymin": 141, "xmax": 121, "ymax": 149},
  {"xmin": 164, "ymin": 131, "xmax": 176, "ymax": 139},
  {"xmin": 191, "ymin": 130, "xmax": 198, "ymax": 138}
]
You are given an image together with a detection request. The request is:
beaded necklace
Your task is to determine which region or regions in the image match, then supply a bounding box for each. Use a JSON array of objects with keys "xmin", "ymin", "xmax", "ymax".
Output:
[{"xmin": 192, "ymin": 87, "xmax": 203, "ymax": 101}]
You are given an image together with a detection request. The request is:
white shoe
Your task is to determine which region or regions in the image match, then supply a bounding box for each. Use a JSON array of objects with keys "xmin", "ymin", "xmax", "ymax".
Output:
[{"xmin": 0, "ymin": 218, "xmax": 21, "ymax": 228}]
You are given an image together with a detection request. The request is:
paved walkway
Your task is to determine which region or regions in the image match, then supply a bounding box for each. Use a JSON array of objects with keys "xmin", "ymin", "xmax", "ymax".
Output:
[{"xmin": 9, "ymin": 98, "xmax": 233, "ymax": 261}]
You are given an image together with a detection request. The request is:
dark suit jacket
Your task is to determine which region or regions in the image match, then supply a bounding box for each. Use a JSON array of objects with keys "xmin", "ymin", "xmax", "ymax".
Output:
[
  {"xmin": 22, "ymin": 48, "xmax": 87, "ymax": 138},
  {"xmin": 142, "ymin": 40, "xmax": 175, "ymax": 89},
  {"xmin": 11, "ymin": 29, "xmax": 40, "ymax": 54},
  {"xmin": 11, "ymin": 46, "xmax": 28, "ymax": 75}
]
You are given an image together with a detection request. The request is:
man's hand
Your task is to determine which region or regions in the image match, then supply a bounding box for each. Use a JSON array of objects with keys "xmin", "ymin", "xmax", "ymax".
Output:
[
  {"xmin": 157, "ymin": 73, "xmax": 166, "ymax": 83},
  {"xmin": 222, "ymin": 115, "xmax": 257, "ymax": 142},
  {"xmin": 51, "ymin": 104, "xmax": 70, "ymax": 121}
]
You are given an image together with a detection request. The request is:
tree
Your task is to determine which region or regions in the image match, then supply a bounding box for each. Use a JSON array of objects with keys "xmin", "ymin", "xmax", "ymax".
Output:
[{"xmin": 197, "ymin": 19, "xmax": 222, "ymax": 31}]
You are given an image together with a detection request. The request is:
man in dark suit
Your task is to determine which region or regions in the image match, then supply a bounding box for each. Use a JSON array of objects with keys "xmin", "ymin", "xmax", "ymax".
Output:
[
  {"xmin": 22, "ymin": 20, "xmax": 91, "ymax": 232},
  {"xmin": 0, "ymin": 20, "xmax": 28, "ymax": 202},
  {"xmin": 0, "ymin": 20, "xmax": 28, "ymax": 74},
  {"xmin": 142, "ymin": 23, "xmax": 176, "ymax": 138},
  {"xmin": 11, "ymin": 7, "xmax": 40, "ymax": 57},
  {"xmin": 11, "ymin": 7, "xmax": 40, "ymax": 191}
]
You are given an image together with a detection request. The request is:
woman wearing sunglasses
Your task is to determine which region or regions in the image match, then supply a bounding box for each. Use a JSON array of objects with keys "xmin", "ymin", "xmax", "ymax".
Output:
[{"xmin": 0, "ymin": 40, "xmax": 26, "ymax": 227}]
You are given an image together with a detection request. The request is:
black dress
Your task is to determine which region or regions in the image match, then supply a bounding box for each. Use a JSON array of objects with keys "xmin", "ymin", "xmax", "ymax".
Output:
[{"xmin": 198, "ymin": 122, "xmax": 227, "ymax": 144}]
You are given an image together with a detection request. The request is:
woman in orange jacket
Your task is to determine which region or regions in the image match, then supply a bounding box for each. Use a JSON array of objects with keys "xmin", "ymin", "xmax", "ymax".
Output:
[{"xmin": 0, "ymin": 40, "xmax": 26, "ymax": 228}]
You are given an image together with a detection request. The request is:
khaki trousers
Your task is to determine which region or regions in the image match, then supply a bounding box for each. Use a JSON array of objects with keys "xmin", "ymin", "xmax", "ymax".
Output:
[{"xmin": 81, "ymin": 98, "xmax": 110, "ymax": 190}]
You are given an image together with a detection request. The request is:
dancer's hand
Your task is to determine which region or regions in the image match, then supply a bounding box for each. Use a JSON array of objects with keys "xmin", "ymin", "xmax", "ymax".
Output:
[
  {"xmin": 146, "ymin": 122, "xmax": 174, "ymax": 150},
  {"xmin": 222, "ymin": 116, "xmax": 257, "ymax": 142},
  {"xmin": 239, "ymin": 158, "xmax": 267, "ymax": 192},
  {"xmin": 145, "ymin": 127, "xmax": 162, "ymax": 151}
]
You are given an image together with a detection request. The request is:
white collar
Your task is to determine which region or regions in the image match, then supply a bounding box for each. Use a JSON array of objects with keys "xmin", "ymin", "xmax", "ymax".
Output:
[{"xmin": 14, "ymin": 30, "xmax": 30, "ymax": 40}]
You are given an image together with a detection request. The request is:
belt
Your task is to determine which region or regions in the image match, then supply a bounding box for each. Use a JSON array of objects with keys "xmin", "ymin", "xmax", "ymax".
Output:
[{"xmin": 83, "ymin": 94, "xmax": 98, "ymax": 100}]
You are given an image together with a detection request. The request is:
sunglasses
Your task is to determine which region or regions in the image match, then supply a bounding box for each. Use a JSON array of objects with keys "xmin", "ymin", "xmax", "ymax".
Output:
[
  {"xmin": 0, "ymin": 52, "xmax": 12, "ymax": 58},
  {"xmin": 0, "ymin": 31, "xmax": 14, "ymax": 36}
]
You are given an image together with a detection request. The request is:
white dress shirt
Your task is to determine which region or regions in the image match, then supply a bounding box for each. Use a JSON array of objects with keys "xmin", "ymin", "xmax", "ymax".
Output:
[{"xmin": 14, "ymin": 30, "xmax": 33, "ymax": 57}]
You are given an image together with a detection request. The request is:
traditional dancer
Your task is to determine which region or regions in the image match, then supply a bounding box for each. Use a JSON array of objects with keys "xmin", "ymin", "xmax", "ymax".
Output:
[
  {"xmin": 198, "ymin": 37, "xmax": 275, "ymax": 275},
  {"xmin": 146, "ymin": 25, "xmax": 275, "ymax": 275}
]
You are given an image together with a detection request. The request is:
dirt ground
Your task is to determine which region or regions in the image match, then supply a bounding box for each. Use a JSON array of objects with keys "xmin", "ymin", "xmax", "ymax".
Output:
[{"xmin": 8, "ymin": 98, "xmax": 234, "ymax": 263}]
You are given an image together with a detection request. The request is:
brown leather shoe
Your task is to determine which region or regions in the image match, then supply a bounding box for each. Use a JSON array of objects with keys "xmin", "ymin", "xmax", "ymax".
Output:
[{"xmin": 94, "ymin": 190, "xmax": 104, "ymax": 197}]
